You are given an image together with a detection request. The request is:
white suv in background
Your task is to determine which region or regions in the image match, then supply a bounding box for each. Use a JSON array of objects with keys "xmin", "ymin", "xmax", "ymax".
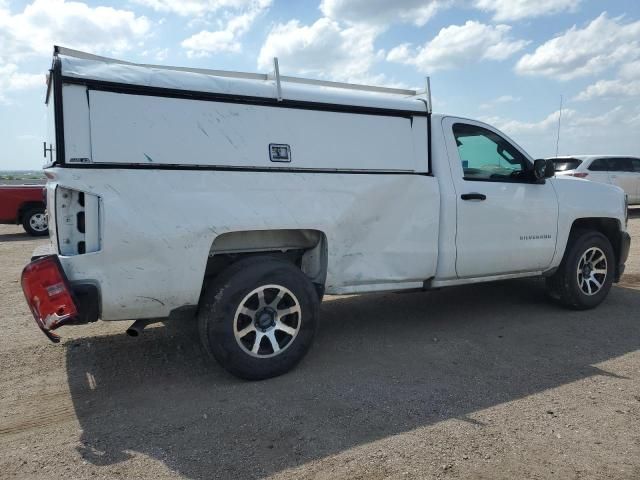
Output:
[{"xmin": 551, "ymin": 156, "xmax": 640, "ymax": 204}]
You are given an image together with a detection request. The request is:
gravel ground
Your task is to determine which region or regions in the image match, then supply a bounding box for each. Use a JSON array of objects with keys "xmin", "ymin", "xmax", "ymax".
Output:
[{"xmin": 1, "ymin": 212, "xmax": 640, "ymax": 480}]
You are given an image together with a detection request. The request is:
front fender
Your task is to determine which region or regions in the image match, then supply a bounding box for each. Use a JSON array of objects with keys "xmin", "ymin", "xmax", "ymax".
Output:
[{"xmin": 549, "ymin": 176, "xmax": 627, "ymax": 269}]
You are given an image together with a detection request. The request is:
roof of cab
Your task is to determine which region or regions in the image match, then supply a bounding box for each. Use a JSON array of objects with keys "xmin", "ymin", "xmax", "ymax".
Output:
[{"xmin": 53, "ymin": 46, "xmax": 429, "ymax": 115}]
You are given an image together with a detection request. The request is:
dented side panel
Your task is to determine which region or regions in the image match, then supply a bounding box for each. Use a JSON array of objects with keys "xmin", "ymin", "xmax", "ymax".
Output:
[{"xmin": 50, "ymin": 168, "xmax": 440, "ymax": 320}]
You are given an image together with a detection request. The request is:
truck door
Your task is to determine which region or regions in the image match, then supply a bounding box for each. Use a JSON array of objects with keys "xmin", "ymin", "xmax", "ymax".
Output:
[{"xmin": 442, "ymin": 117, "xmax": 559, "ymax": 278}]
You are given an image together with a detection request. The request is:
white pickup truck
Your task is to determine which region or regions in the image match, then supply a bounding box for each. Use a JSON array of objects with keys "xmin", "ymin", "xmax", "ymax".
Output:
[{"xmin": 22, "ymin": 47, "xmax": 630, "ymax": 380}]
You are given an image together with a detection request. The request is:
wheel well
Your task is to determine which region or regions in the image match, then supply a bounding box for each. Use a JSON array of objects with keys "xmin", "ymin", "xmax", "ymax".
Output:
[
  {"xmin": 203, "ymin": 229, "xmax": 328, "ymax": 299},
  {"xmin": 569, "ymin": 218, "xmax": 622, "ymax": 263},
  {"xmin": 17, "ymin": 202, "xmax": 45, "ymax": 223}
]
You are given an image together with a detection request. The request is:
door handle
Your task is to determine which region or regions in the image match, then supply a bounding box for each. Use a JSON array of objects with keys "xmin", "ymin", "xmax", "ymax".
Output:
[{"xmin": 461, "ymin": 193, "xmax": 486, "ymax": 201}]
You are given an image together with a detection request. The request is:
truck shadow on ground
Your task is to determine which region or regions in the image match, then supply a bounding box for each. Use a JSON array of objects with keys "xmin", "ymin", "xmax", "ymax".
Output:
[
  {"xmin": 0, "ymin": 232, "xmax": 37, "ymax": 243},
  {"xmin": 627, "ymin": 207, "xmax": 640, "ymax": 219},
  {"xmin": 66, "ymin": 279, "xmax": 640, "ymax": 479}
]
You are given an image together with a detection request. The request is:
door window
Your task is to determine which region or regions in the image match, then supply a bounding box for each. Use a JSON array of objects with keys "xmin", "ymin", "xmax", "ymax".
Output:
[
  {"xmin": 453, "ymin": 123, "xmax": 528, "ymax": 182},
  {"xmin": 608, "ymin": 158, "xmax": 634, "ymax": 172},
  {"xmin": 631, "ymin": 158, "xmax": 640, "ymax": 172},
  {"xmin": 588, "ymin": 158, "xmax": 610, "ymax": 171}
]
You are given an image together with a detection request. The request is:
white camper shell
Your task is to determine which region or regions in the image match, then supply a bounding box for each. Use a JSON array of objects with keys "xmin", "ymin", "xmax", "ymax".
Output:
[{"xmin": 27, "ymin": 47, "xmax": 630, "ymax": 379}]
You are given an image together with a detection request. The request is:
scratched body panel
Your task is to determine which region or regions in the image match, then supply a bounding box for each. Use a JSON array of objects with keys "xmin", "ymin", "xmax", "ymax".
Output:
[
  {"xmin": 86, "ymin": 90, "xmax": 420, "ymax": 172},
  {"xmin": 52, "ymin": 169, "xmax": 440, "ymax": 320}
]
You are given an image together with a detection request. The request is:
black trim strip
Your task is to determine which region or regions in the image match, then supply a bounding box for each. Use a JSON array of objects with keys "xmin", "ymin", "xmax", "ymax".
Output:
[
  {"xmin": 54, "ymin": 162, "xmax": 431, "ymax": 176},
  {"xmin": 53, "ymin": 58, "xmax": 66, "ymax": 166},
  {"xmin": 45, "ymin": 69, "xmax": 53, "ymax": 104},
  {"xmin": 53, "ymin": 185, "xmax": 61, "ymax": 258},
  {"xmin": 60, "ymin": 75, "xmax": 428, "ymax": 119},
  {"xmin": 462, "ymin": 177, "xmax": 537, "ymax": 184},
  {"xmin": 427, "ymin": 113, "xmax": 433, "ymax": 174}
]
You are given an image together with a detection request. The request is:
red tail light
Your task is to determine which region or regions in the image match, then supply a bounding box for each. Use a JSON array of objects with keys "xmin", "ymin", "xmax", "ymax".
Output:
[
  {"xmin": 21, "ymin": 255, "xmax": 77, "ymax": 343},
  {"xmin": 572, "ymin": 172, "xmax": 589, "ymax": 178}
]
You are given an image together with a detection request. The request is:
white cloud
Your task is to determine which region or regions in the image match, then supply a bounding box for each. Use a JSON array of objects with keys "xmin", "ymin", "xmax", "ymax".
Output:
[
  {"xmin": 491, "ymin": 107, "xmax": 628, "ymax": 136},
  {"xmin": 0, "ymin": 0, "xmax": 150, "ymax": 103},
  {"xmin": 0, "ymin": 63, "xmax": 44, "ymax": 103},
  {"xmin": 0, "ymin": 0, "xmax": 150, "ymax": 61},
  {"xmin": 575, "ymin": 79, "xmax": 640, "ymax": 101},
  {"xmin": 486, "ymin": 109, "xmax": 572, "ymax": 135},
  {"xmin": 484, "ymin": 106, "xmax": 640, "ymax": 157},
  {"xmin": 257, "ymin": 18, "xmax": 381, "ymax": 82},
  {"xmin": 620, "ymin": 60, "xmax": 640, "ymax": 79},
  {"xmin": 387, "ymin": 21, "xmax": 528, "ymax": 73},
  {"xmin": 570, "ymin": 105, "xmax": 625, "ymax": 127},
  {"xmin": 154, "ymin": 48, "xmax": 169, "ymax": 61},
  {"xmin": 320, "ymin": 0, "xmax": 444, "ymax": 27},
  {"xmin": 479, "ymin": 94, "xmax": 521, "ymax": 109},
  {"xmin": 495, "ymin": 95, "xmax": 521, "ymax": 103},
  {"xmin": 181, "ymin": 0, "xmax": 271, "ymax": 56},
  {"xmin": 474, "ymin": 0, "xmax": 581, "ymax": 22},
  {"xmin": 321, "ymin": 0, "xmax": 581, "ymax": 25},
  {"xmin": 574, "ymin": 55, "xmax": 640, "ymax": 101},
  {"xmin": 140, "ymin": 47, "xmax": 169, "ymax": 62},
  {"xmin": 515, "ymin": 13, "xmax": 640, "ymax": 80},
  {"xmin": 386, "ymin": 43, "xmax": 413, "ymax": 63},
  {"xmin": 132, "ymin": 0, "xmax": 259, "ymax": 17}
]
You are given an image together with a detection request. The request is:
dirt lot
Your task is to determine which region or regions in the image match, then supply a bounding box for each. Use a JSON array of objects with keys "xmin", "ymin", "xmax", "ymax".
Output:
[{"xmin": 1, "ymin": 215, "xmax": 640, "ymax": 480}]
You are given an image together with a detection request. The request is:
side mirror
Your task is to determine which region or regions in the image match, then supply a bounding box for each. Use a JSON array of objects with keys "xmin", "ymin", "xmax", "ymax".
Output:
[
  {"xmin": 533, "ymin": 159, "xmax": 547, "ymax": 183},
  {"xmin": 545, "ymin": 159, "xmax": 555, "ymax": 178}
]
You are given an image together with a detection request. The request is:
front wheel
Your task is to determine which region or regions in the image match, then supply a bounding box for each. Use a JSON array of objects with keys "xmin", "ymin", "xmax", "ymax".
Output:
[
  {"xmin": 22, "ymin": 207, "xmax": 49, "ymax": 236},
  {"xmin": 546, "ymin": 230, "xmax": 614, "ymax": 310},
  {"xmin": 198, "ymin": 256, "xmax": 320, "ymax": 380}
]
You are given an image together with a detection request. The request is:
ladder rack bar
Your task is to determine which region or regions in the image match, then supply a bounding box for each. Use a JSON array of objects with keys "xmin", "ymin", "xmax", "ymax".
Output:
[
  {"xmin": 278, "ymin": 75, "xmax": 416, "ymax": 96},
  {"xmin": 54, "ymin": 46, "xmax": 417, "ymax": 97},
  {"xmin": 425, "ymin": 76, "xmax": 433, "ymax": 114},
  {"xmin": 273, "ymin": 57, "xmax": 282, "ymax": 102}
]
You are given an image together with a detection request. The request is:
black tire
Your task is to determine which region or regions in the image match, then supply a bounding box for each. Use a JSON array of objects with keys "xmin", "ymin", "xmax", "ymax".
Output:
[
  {"xmin": 22, "ymin": 207, "xmax": 48, "ymax": 236},
  {"xmin": 198, "ymin": 256, "xmax": 320, "ymax": 380},
  {"xmin": 546, "ymin": 230, "xmax": 615, "ymax": 310}
]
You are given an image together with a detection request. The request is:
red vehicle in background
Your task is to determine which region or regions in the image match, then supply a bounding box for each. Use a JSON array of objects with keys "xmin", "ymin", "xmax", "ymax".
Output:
[{"xmin": 0, "ymin": 185, "xmax": 48, "ymax": 236}]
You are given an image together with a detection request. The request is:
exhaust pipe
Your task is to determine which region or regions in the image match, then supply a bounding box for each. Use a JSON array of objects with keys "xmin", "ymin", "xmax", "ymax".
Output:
[{"xmin": 126, "ymin": 319, "xmax": 157, "ymax": 337}]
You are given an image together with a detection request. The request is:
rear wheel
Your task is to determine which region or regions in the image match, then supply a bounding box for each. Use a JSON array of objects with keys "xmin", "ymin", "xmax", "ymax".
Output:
[
  {"xmin": 22, "ymin": 207, "xmax": 48, "ymax": 236},
  {"xmin": 198, "ymin": 256, "xmax": 320, "ymax": 380},
  {"xmin": 546, "ymin": 230, "xmax": 614, "ymax": 310}
]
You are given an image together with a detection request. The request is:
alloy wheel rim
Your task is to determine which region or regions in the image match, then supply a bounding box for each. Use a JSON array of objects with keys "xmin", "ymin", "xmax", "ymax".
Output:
[
  {"xmin": 576, "ymin": 246, "xmax": 607, "ymax": 296},
  {"xmin": 233, "ymin": 284, "xmax": 302, "ymax": 358}
]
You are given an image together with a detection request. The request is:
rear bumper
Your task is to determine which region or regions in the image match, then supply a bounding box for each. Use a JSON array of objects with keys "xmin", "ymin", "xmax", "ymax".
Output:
[
  {"xmin": 615, "ymin": 232, "xmax": 631, "ymax": 282},
  {"xmin": 72, "ymin": 283, "xmax": 100, "ymax": 325}
]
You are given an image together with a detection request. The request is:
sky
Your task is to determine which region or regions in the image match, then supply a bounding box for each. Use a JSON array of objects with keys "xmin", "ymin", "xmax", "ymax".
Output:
[{"xmin": 0, "ymin": 0, "xmax": 639, "ymax": 170}]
